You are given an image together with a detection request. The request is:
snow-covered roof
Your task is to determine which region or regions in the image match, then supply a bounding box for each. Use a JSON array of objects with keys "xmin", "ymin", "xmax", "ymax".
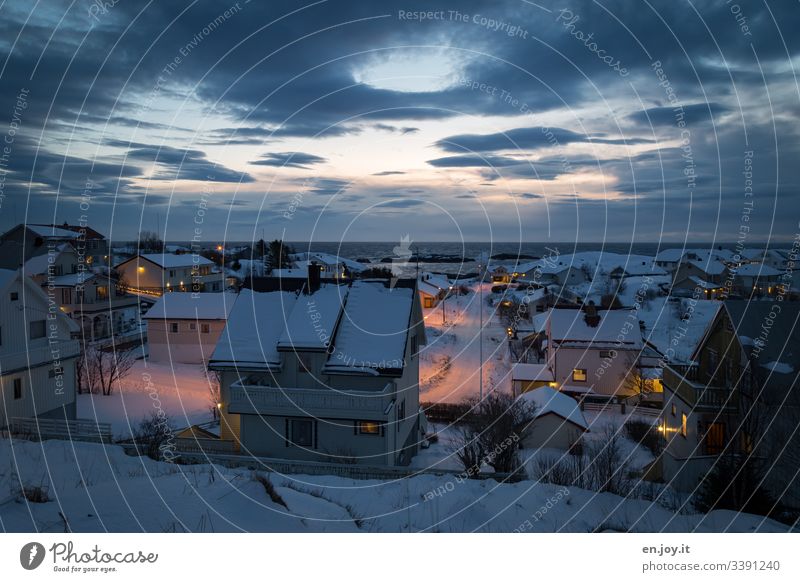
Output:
[
  {"xmin": 211, "ymin": 280, "xmax": 417, "ymax": 374},
  {"xmin": 324, "ymin": 281, "xmax": 413, "ymax": 373},
  {"xmin": 517, "ymin": 387, "xmax": 589, "ymax": 430},
  {"xmin": 687, "ymin": 257, "xmax": 726, "ymax": 275},
  {"xmin": 418, "ymin": 279, "xmax": 442, "ymax": 297},
  {"xmin": 421, "ymin": 272, "xmax": 451, "ymax": 291},
  {"xmin": 549, "ymin": 308, "xmax": 643, "ymax": 348},
  {"xmin": 291, "ymin": 251, "xmax": 365, "ymax": 272},
  {"xmin": 733, "ymin": 263, "xmax": 782, "ymax": 277},
  {"xmin": 144, "ymin": 292, "xmax": 237, "ymax": 320},
  {"xmin": 278, "ymin": 286, "xmax": 347, "ymax": 350},
  {"xmin": 640, "ymin": 298, "xmax": 721, "ymax": 364},
  {"xmin": 22, "ymin": 244, "xmax": 72, "ymax": 276},
  {"xmin": 210, "ymin": 289, "xmax": 298, "ymax": 369},
  {"xmin": 135, "ymin": 253, "xmax": 214, "ymax": 269},
  {"xmin": 26, "ymin": 225, "xmax": 79, "ymax": 239},
  {"xmin": 688, "ymin": 275, "xmax": 716, "ymax": 289},
  {"xmin": 760, "ymin": 361, "xmax": 794, "ymax": 374},
  {"xmin": 272, "ymin": 268, "xmax": 307, "ymax": 278},
  {"xmin": 655, "ymin": 248, "xmax": 685, "ymax": 262},
  {"xmin": 511, "ymin": 363, "xmax": 554, "ymax": 382}
]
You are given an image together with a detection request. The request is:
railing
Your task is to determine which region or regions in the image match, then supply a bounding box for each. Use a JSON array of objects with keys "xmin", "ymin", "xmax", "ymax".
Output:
[
  {"xmin": 9, "ymin": 417, "xmax": 112, "ymax": 443},
  {"xmin": 228, "ymin": 382, "xmax": 393, "ymax": 419},
  {"xmin": 694, "ymin": 385, "xmax": 737, "ymax": 410}
]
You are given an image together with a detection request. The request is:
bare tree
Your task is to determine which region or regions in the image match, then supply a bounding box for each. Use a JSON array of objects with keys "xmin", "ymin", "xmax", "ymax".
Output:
[
  {"xmin": 205, "ymin": 369, "xmax": 222, "ymax": 420},
  {"xmin": 449, "ymin": 392, "xmax": 536, "ymax": 476},
  {"xmin": 138, "ymin": 230, "xmax": 164, "ymax": 253},
  {"xmin": 78, "ymin": 346, "xmax": 137, "ymax": 395}
]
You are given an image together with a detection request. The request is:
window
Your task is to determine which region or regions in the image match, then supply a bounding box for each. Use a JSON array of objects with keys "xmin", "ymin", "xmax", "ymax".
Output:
[
  {"xmin": 681, "ymin": 413, "xmax": 688, "ymax": 437},
  {"xmin": 10, "ymin": 291, "xmax": 18, "ymax": 301},
  {"xmin": 397, "ymin": 400, "xmax": 406, "ymax": 432},
  {"xmin": 96, "ymin": 285, "xmax": 108, "ymax": 300},
  {"xmin": 297, "ymin": 352, "xmax": 313, "ymax": 373},
  {"xmin": 423, "ymin": 297, "xmax": 433, "ymax": 308},
  {"xmin": 572, "ymin": 368, "xmax": 587, "ymax": 382},
  {"xmin": 29, "ymin": 320, "xmax": 46, "ymax": 340},
  {"xmin": 189, "ymin": 323, "xmax": 196, "ymax": 331},
  {"xmin": 599, "ymin": 350, "xmax": 617, "ymax": 359},
  {"xmin": 707, "ymin": 348, "xmax": 719, "ymax": 372},
  {"xmin": 201, "ymin": 323, "xmax": 210, "ymax": 334},
  {"xmin": 358, "ymin": 421, "xmax": 381, "ymax": 435},
  {"xmin": 169, "ymin": 270, "xmax": 176, "ymax": 278},
  {"xmin": 13, "ymin": 378, "xmax": 22, "ymax": 400},
  {"xmin": 170, "ymin": 322, "xmax": 179, "ymax": 333},
  {"xmin": 288, "ymin": 419, "xmax": 314, "ymax": 447},
  {"xmin": 703, "ymin": 422, "xmax": 725, "ymax": 455}
]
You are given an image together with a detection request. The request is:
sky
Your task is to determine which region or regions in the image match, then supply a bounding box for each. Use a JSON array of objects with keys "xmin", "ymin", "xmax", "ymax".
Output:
[{"xmin": 0, "ymin": 0, "xmax": 798, "ymax": 245}]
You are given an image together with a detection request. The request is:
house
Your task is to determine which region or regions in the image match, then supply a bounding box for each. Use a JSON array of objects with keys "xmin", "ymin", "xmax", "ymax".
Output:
[
  {"xmin": 656, "ymin": 300, "xmax": 747, "ymax": 487},
  {"xmin": 511, "ymin": 363, "xmax": 555, "ymax": 397},
  {"xmin": 728, "ymin": 263, "xmax": 782, "ymax": 296},
  {"xmin": 516, "ymin": 386, "xmax": 589, "ymax": 450},
  {"xmin": 545, "ymin": 305, "xmax": 645, "ymax": 399},
  {"xmin": 144, "ymin": 292, "xmax": 237, "ymax": 364},
  {"xmin": 289, "ymin": 251, "xmax": 366, "ymax": 279},
  {"xmin": 208, "ymin": 277, "xmax": 426, "ymax": 466},
  {"xmin": 490, "ymin": 265, "xmax": 512, "ymax": 284},
  {"xmin": 0, "ymin": 223, "xmax": 109, "ymax": 270},
  {"xmin": 654, "ymin": 248, "xmax": 686, "ymax": 272},
  {"xmin": 115, "ymin": 253, "xmax": 224, "ymax": 296},
  {"xmin": 0, "ymin": 269, "xmax": 80, "ymax": 428},
  {"xmin": 673, "ymin": 255, "xmax": 727, "ymax": 288},
  {"xmin": 22, "ymin": 245, "xmax": 140, "ymax": 343},
  {"xmin": 418, "ymin": 273, "xmax": 451, "ymax": 308}
]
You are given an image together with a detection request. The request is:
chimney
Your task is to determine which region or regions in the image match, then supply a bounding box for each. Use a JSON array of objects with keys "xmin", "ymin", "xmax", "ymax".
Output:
[
  {"xmin": 307, "ymin": 260, "xmax": 322, "ymax": 294},
  {"xmin": 583, "ymin": 301, "xmax": 601, "ymax": 327}
]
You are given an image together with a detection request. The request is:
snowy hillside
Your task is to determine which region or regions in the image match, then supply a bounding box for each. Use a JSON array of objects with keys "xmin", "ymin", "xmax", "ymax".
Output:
[{"xmin": 0, "ymin": 439, "xmax": 790, "ymax": 533}]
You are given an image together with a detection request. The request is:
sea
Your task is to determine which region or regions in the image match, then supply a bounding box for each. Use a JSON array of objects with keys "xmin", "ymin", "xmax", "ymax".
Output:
[{"xmin": 179, "ymin": 240, "xmax": 754, "ymax": 279}]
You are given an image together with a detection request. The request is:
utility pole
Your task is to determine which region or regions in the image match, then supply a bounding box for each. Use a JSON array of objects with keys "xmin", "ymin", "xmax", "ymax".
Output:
[{"xmin": 479, "ymin": 260, "xmax": 483, "ymax": 400}]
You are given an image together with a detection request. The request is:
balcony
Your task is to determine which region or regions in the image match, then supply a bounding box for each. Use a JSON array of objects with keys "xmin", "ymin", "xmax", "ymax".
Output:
[
  {"xmin": 227, "ymin": 381, "xmax": 395, "ymax": 420},
  {"xmin": 664, "ymin": 366, "xmax": 737, "ymax": 411}
]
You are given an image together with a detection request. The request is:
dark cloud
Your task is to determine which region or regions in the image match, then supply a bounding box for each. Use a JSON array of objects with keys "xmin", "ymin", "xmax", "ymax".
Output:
[
  {"xmin": 435, "ymin": 127, "xmax": 653, "ymax": 154},
  {"xmin": 249, "ymin": 152, "xmax": 327, "ymax": 169},
  {"xmin": 372, "ymin": 170, "xmax": 406, "ymax": 176},
  {"xmin": 627, "ymin": 103, "xmax": 728, "ymax": 127}
]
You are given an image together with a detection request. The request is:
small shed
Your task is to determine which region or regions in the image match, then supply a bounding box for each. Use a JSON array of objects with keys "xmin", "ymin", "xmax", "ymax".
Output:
[
  {"xmin": 516, "ymin": 387, "xmax": 589, "ymax": 451},
  {"xmin": 511, "ymin": 363, "xmax": 555, "ymax": 397}
]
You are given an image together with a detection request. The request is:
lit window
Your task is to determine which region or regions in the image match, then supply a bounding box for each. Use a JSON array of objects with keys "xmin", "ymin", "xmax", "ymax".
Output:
[
  {"xmin": 572, "ymin": 368, "xmax": 587, "ymax": 382},
  {"xmin": 358, "ymin": 421, "xmax": 381, "ymax": 435},
  {"xmin": 681, "ymin": 413, "xmax": 687, "ymax": 437}
]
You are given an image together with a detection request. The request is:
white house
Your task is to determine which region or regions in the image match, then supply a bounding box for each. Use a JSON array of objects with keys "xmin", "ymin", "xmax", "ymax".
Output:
[
  {"xmin": 115, "ymin": 253, "xmax": 224, "ymax": 296},
  {"xmin": 516, "ymin": 386, "xmax": 589, "ymax": 451},
  {"xmin": 144, "ymin": 292, "xmax": 237, "ymax": 364},
  {"xmin": 289, "ymin": 251, "xmax": 366, "ymax": 279},
  {"xmin": 0, "ymin": 269, "xmax": 80, "ymax": 428},
  {"xmin": 545, "ymin": 305, "xmax": 644, "ymax": 399},
  {"xmin": 208, "ymin": 278, "xmax": 426, "ymax": 466}
]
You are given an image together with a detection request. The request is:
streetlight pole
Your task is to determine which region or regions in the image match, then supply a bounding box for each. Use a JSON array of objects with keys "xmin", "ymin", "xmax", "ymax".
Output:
[{"xmin": 479, "ymin": 262, "xmax": 483, "ymax": 401}]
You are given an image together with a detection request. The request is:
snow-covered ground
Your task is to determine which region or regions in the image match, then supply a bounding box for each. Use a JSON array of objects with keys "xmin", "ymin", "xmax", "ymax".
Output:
[
  {"xmin": 77, "ymin": 359, "xmax": 216, "ymax": 440},
  {"xmin": 0, "ymin": 439, "xmax": 790, "ymax": 532},
  {"xmin": 419, "ymin": 283, "xmax": 512, "ymax": 403}
]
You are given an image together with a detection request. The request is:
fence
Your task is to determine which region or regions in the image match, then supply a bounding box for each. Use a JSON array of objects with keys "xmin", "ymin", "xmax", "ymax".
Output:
[
  {"xmin": 581, "ymin": 402, "xmax": 661, "ymax": 418},
  {"xmin": 9, "ymin": 417, "xmax": 112, "ymax": 443}
]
